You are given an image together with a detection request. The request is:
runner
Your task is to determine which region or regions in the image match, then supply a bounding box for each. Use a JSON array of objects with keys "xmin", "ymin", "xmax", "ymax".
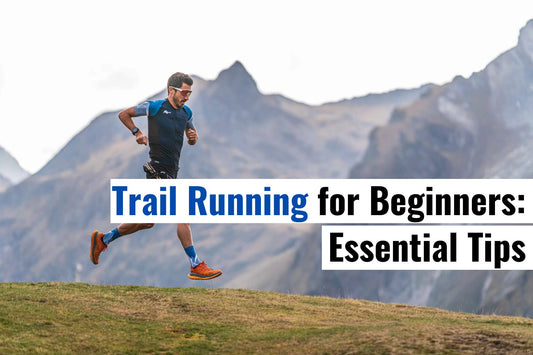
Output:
[{"xmin": 90, "ymin": 72, "xmax": 222, "ymax": 280}]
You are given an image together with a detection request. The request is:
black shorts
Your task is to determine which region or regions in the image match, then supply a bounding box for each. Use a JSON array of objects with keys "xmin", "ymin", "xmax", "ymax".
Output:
[{"xmin": 143, "ymin": 161, "xmax": 178, "ymax": 179}]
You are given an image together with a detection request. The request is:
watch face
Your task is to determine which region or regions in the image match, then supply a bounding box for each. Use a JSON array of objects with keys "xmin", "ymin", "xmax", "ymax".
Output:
[{"xmin": 132, "ymin": 127, "xmax": 139, "ymax": 135}]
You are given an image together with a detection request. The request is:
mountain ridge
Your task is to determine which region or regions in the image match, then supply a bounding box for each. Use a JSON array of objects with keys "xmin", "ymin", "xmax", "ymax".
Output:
[
  {"xmin": 0, "ymin": 60, "xmax": 427, "ymax": 291},
  {"xmin": 4, "ymin": 19, "xmax": 532, "ymax": 318},
  {"xmin": 282, "ymin": 19, "xmax": 533, "ymax": 317},
  {"xmin": 0, "ymin": 145, "xmax": 29, "ymax": 191}
]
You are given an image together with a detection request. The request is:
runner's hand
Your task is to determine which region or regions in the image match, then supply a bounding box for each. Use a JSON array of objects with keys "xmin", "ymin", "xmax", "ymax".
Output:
[
  {"xmin": 135, "ymin": 133, "xmax": 148, "ymax": 145},
  {"xmin": 186, "ymin": 129, "xmax": 198, "ymax": 144}
]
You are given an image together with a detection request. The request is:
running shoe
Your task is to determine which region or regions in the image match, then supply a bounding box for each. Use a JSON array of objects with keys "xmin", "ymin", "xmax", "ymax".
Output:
[
  {"xmin": 90, "ymin": 230, "xmax": 107, "ymax": 265},
  {"xmin": 188, "ymin": 261, "xmax": 222, "ymax": 280}
]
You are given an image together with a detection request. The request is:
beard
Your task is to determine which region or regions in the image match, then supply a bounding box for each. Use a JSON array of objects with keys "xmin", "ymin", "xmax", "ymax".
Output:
[{"xmin": 171, "ymin": 94, "xmax": 185, "ymax": 108}]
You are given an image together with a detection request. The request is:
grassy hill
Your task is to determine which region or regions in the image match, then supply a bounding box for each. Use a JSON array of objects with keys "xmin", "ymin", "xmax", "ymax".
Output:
[{"xmin": 0, "ymin": 283, "xmax": 532, "ymax": 354}]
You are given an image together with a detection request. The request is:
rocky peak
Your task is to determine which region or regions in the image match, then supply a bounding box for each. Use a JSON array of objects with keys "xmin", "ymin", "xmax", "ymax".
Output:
[
  {"xmin": 212, "ymin": 61, "xmax": 260, "ymax": 96},
  {"xmin": 518, "ymin": 19, "xmax": 533, "ymax": 61},
  {"xmin": 0, "ymin": 146, "xmax": 29, "ymax": 184}
]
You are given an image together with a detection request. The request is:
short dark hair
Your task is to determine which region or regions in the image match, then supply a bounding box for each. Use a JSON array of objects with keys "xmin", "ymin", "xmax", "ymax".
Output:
[{"xmin": 167, "ymin": 72, "xmax": 193, "ymax": 89}]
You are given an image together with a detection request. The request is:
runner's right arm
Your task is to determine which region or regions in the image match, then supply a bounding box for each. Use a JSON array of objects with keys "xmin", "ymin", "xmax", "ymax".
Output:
[{"xmin": 118, "ymin": 107, "xmax": 148, "ymax": 146}]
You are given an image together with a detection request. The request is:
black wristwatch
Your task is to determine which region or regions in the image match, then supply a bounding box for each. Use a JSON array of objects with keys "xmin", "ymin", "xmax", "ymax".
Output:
[{"xmin": 131, "ymin": 127, "xmax": 140, "ymax": 135}]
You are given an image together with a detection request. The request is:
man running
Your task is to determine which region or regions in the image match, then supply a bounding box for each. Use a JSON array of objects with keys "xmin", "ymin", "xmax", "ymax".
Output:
[{"xmin": 90, "ymin": 72, "xmax": 222, "ymax": 280}]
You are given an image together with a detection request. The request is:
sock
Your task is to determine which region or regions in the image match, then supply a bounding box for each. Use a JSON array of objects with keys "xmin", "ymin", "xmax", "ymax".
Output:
[
  {"xmin": 102, "ymin": 227, "xmax": 122, "ymax": 245},
  {"xmin": 184, "ymin": 245, "xmax": 201, "ymax": 268}
]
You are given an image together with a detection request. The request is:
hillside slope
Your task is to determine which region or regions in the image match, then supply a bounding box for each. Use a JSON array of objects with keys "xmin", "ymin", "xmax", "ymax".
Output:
[{"xmin": 1, "ymin": 283, "xmax": 532, "ymax": 354}]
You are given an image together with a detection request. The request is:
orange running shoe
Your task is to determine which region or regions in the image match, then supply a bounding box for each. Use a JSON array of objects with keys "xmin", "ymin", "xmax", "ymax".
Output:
[
  {"xmin": 90, "ymin": 230, "xmax": 107, "ymax": 265},
  {"xmin": 188, "ymin": 261, "xmax": 222, "ymax": 280}
]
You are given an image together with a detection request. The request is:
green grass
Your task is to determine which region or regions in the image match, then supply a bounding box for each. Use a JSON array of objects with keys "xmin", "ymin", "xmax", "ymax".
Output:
[{"xmin": 0, "ymin": 283, "xmax": 532, "ymax": 354}]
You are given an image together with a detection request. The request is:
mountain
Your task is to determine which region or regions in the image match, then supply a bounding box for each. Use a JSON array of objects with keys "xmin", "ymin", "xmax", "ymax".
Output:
[
  {"xmin": 7, "ymin": 16, "xmax": 532, "ymax": 318},
  {"xmin": 0, "ymin": 174, "xmax": 10, "ymax": 193},
  {"xmin": 0, "ymin": 61, "xmax": 427, "ymax": 289},
  {"xmin": 0, "ymin": 146, "xmax": 29, "ymax": 191},
  {"xmin": 285, "ymin": 20, "xmax": 533, "ymax": 317},
  {"xmin": 351, "ymin": 20, "xmax": 533, "ymax": 179}
]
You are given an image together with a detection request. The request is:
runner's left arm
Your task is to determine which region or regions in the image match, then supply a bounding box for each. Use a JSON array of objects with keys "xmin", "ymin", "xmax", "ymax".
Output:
[{"xmin": 185, "ymin": 117, "xmax": 198, "ymax": 145}]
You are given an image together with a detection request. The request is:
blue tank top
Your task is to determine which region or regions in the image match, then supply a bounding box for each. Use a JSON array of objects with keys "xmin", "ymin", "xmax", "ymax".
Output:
[{"xmin": 134, "ymin": 99, "xmax": 195, "ymax": 171}]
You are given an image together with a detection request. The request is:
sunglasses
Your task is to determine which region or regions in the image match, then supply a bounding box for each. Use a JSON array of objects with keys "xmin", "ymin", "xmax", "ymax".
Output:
[{"xmin": 171, "ymin": 86, "xmax": 192, "ymax": 97}]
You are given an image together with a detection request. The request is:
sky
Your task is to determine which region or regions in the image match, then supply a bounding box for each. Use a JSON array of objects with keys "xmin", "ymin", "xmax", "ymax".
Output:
[{"xmin": 0, "ymin": 0, "xmax": 532, "ymax": 174}]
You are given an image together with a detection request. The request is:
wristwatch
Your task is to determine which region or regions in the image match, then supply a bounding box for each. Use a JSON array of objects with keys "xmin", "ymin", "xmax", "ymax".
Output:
[{"xmin": 131, "ymin": 127, "xmax": 140, "ymax": 135}]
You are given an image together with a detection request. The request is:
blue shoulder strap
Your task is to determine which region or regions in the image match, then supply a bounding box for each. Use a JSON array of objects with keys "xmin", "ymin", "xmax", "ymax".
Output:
[
  {"xmin": 148, "ymin": 100, "xmax": 166, "ymax": 117},
  {"xmin": 183, "ymin": 105, "xmax": 193, "ymax": 119}
]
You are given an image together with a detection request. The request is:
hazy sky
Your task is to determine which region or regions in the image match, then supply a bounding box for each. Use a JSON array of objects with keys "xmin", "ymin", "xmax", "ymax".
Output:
[{"xmin": 1, "ymin": 0, "xmax": 532, "ymax": 173}]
